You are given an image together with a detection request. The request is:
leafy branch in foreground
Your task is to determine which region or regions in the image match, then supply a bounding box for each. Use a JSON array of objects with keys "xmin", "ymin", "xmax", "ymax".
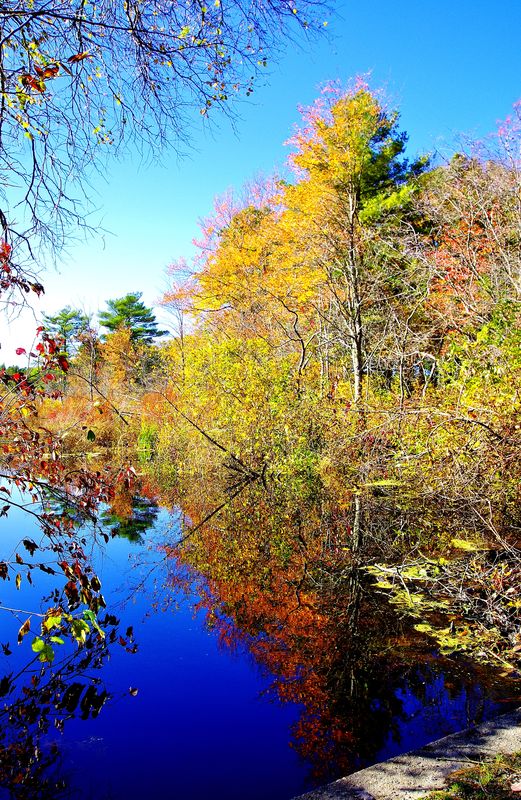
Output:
[
  {"xmin": 0, "ymin": 325, "xmax": 140, "ymax": 647},
  {"xmin": 0, "ymin": 0, "xmax": 329, "ymax": 307},
  {"xmin": 0, "ymin": 608, "xmax": 136, "ymax": 799}
]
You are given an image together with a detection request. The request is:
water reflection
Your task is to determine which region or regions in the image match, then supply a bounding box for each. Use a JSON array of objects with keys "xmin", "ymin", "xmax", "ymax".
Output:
[
  {"xmin": 0, "ymin": 613, "xmax": 119, "ymax": 799},
  {"xmin": 163, "ymin": 478, "xmax": 521, "ymax": 782},
  {"xmin": 0, "ymin": 475, "xmax": 520, "ymax": 799},
  {"xmin": 100, "ymin": 489, "xmax": 160, "ymax": 544}
]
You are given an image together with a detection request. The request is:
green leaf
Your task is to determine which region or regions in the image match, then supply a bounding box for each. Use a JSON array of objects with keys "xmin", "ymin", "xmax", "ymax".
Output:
[
  {"xmin": 43, "ymin": 614, "xmax": 62, "ymax": 631},
  {"xmin": 86, "ymin": 429, "xmax": 96, "ymax": 441},
  {"xmin": 32, "ymin": 637, "xmax": 54, "ymax": 662},
  {"xmin": 39, "ymin": 644, "xmax": 54, "ymax": 662},
  {"xmin": 71, "ymin": 618, "xmax": 90, "ymax": 644},
  {"xmin": 83, "ymin": 609, "xmax": 104, "ymax": 638}
]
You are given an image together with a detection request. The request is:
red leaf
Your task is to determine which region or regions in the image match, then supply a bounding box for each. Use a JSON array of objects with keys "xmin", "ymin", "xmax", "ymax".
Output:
[
  {"xmin": 0, "ymin": 242, "xmax": 11, "ymax": 260},
  {"xmin": 35, "ymin": 64, "xmax": 59, "ymax": 79},
  {"xmin": 68, "ymin": 52, "xmax": 91, "ymax": 64},
  {"xmin": 57, "ymin": 356, "xmax": 69, "ymax": 372},
  {"xmin": 15, "ymin": 347, "xmax": 26, "ymax": 356},
  {"xmin": 21, "ymin": 74, "xmax": 45, "ymax": 93}
]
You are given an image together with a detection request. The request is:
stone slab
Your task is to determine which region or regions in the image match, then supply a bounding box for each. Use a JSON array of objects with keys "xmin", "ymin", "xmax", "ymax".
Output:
[{"xmin": 294, "ymin": 708, "xmax": 521, "ymax": 800}]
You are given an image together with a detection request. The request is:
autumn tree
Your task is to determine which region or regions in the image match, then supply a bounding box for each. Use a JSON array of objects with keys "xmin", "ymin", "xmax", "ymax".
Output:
[
  {"xmin": 280, "ymin": 82, "xmax": 428, "ymax": 402},
  {"xmin": 164, "ymin": 176, "xmax": 326, "ymax": 405},
  {"xmin": 95, "ymin": 297, "xmax": 166, "ymax": 420},
  {"xmin": 175, "ymin": 84, "xmax": 430, "ymax": 403},
  {"xmin": 417, "ymin": 156, "xmax": 521, "ymax": 330},
  {"xmin": 398, "ymin": 106, "xmax": 521, "ymax": 505}
]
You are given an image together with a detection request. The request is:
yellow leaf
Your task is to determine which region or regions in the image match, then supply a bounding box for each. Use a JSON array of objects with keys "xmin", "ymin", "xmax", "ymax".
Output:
[{"xmin": 450, "ymin": 538, "xmax": 482, "ymax": 552}]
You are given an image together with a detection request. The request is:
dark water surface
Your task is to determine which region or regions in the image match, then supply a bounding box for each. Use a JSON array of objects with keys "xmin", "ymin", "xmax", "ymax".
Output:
[{"xmin": 0, "ymin": 488, "xmax": 518, "ymax": 799}]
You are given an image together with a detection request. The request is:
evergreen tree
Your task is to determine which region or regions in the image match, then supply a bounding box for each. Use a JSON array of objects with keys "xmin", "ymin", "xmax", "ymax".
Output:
[
  {"xmin": 98, "ymin": 293, "xmax": 167, "ymax": 345},
  {"xmin": 43, "ymin": 306, "xmax": 91, "ymax": 357}
]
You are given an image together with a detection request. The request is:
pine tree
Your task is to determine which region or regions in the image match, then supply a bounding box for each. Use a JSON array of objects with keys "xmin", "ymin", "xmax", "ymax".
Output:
[
  {"xmin": 43, "ymin": 306, "xmax": 91, "ymax": 357},
  {"xmin": 98, "ymin": 293, "xmax": 167, "ymax": 345}
]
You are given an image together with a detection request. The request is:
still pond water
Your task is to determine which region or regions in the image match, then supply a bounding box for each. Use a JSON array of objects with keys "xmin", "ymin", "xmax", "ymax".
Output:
[{"xmin": 0, "ymin": 486, "xmax": 518, "ymax": 799}]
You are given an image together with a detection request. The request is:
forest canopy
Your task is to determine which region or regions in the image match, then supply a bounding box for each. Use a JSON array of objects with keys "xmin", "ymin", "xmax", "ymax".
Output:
[{"xmin": 31, "ymin": 81, "xmax": 520, "ymax": 516}]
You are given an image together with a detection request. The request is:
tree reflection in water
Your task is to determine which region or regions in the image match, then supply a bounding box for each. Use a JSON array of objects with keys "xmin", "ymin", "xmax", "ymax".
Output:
[
  {"xmin": 161, "ymin": 478, "xmax": 521, "ymax": 783},
  {"xmin": 99, "ymin": 486, "xmax": 160, "ymax": 544},
  {"xmin": 0, "ymin": 485, "xmax": 146, "ymax": 799},
  {"xmin": 1, "ymin": 474, "xmax": 520, "ymax": 796}
]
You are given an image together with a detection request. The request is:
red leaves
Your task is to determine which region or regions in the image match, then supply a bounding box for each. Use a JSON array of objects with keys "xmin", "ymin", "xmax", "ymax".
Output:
[
  {"xmin": 35, "ymin": 63, "xmax": 59, "ymax": 79},
  {"xmin": 0, "ymin": 242, "xmax": 11, "ymax": 263},
  {"xmin": 20, "ymin": 62, "xmax": 60, "ymax": 94},
  {"xmin": 57, "ymin": 355, "xmax": 69, "ymax": 373},
  {"xmin": 4, "ymin": 329, "xmax": 72, "ymax": 403},
  {"xmin": 64, "ymin": 580, "xmax": 80, "ymax": 609},
  {"xmin": 117, "ymin": 464, "xmax": 137, "ymax": 489},
  {"xmin": 0, "ymin": 235, "xmax": 46, "ymax": 304},
  {"xmin": 0, "ymin": 238, "xmax": 46, "ymax": 298},
  {"xmin": 68, "ymin": 52, "xmax": 91, "ymax": 64},
  {"xmin": 21, "ymin": 74, "xmax": 45, "ymax": 93},
  {"xmin": 34, "ymin": 333, "xmax": 67, "ymax": 368},
  {"xmin": 45, "ymin": 337, "xmax": 58, "ymax": 355}
]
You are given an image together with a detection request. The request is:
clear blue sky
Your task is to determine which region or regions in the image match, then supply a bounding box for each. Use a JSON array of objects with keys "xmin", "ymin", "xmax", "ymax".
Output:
[{"xmin": 3, "ymin": 0, "xmax": 521, "ymax": 362}]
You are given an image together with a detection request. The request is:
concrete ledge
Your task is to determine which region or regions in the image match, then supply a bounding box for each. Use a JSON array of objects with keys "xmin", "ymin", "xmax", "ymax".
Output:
[{"xmin": 294, "ymin": 708, "xmax": 521, "ymax": 800}]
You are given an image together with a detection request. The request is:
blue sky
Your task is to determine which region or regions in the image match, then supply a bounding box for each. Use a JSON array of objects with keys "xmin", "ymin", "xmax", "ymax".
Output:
[{"xmin": 2, "ymin": 0, "xmax": 521, "ymax": 362}]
